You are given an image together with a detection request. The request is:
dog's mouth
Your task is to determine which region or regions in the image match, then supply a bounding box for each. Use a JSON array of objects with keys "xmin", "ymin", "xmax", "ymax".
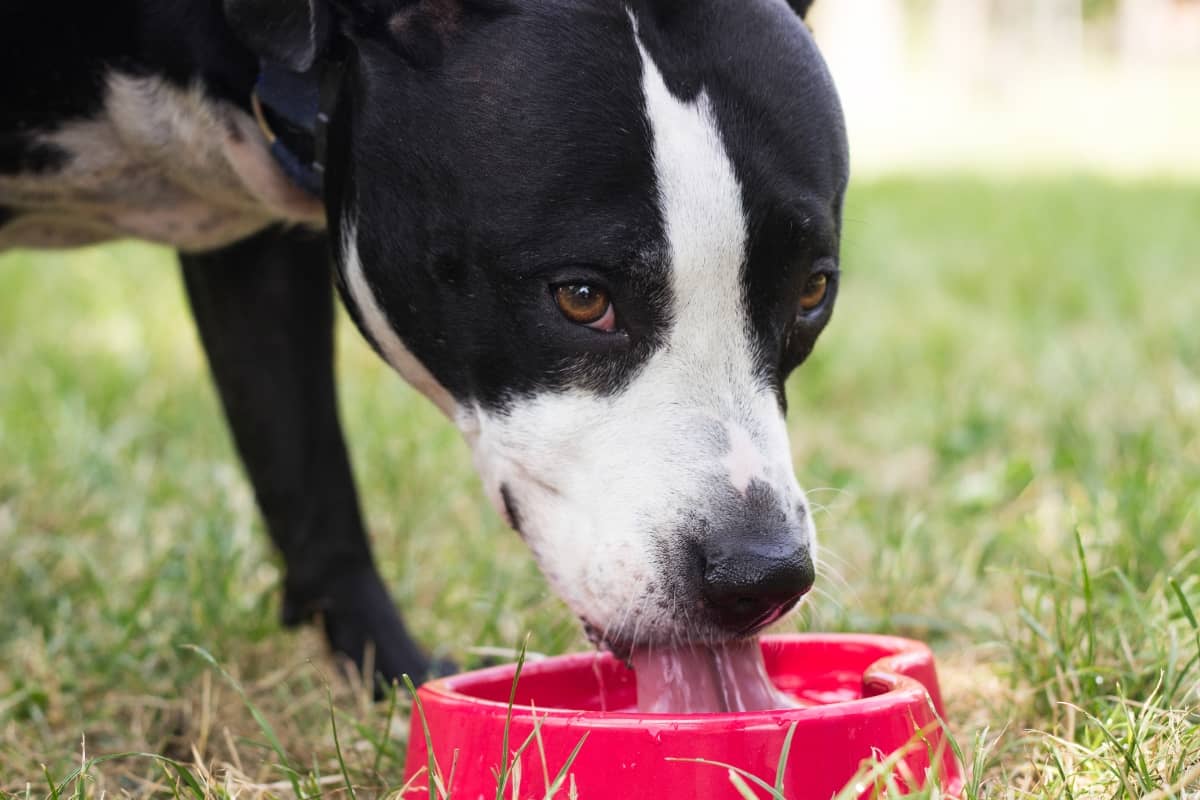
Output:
[
  {"xmin": 582, "ymin": 611, "xmax": 801, "ymax": 715},
  {"xmin": 737, "ymin": 595, "xmax": 803, "ymax": 637},
  {"xmin": 629, "ymin": 639, "xmax": 798, "ymax": 714}
]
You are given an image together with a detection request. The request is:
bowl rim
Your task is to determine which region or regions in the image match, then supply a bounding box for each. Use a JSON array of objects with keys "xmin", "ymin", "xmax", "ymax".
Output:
[{"xmin": 415, "ymin": 632, "xmax": 941, "ymax": 727}]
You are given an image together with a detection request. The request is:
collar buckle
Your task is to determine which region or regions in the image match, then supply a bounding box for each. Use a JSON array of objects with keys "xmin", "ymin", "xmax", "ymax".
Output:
[{"xmin": 253, "ymin": 58, "xmax": 343, "ymax": 198}]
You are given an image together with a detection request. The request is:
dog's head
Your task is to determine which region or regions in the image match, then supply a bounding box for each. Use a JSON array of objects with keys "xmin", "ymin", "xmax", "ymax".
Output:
[{"xmin": 231, "ymin": 0, "xmax": 847, "ymax": 651}]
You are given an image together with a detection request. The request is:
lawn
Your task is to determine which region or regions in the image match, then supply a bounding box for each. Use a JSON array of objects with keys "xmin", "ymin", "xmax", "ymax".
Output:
[{"xmin": 1, "ymin": 176, "xmax": 1197, "ymax": 798}]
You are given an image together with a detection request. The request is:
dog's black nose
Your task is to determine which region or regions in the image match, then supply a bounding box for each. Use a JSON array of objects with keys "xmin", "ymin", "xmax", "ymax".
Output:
[{"xmin": 700, "ymin": 541, "xmax": 815, "ymax": 633}]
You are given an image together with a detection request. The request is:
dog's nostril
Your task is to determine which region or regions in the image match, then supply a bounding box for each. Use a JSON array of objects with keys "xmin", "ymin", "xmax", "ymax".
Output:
[{"xmin": 700, "ymin": 545, "xmax": 815, "ymax": 633}]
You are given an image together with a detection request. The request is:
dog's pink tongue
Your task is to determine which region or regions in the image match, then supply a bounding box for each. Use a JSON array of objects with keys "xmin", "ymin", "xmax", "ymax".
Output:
[{"xmin": 631, "ymin": 640, "xmax": 798, "ymax": 714}]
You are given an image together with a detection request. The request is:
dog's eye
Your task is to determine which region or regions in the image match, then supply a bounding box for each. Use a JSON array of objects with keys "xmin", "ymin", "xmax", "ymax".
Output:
[
  {"xmin": 798, "ymin": 273, "xmax": 830, "ymax": 312},
  {"xmin": 554, "ymin": 284, "xmax": 615, "ymax": 331}
]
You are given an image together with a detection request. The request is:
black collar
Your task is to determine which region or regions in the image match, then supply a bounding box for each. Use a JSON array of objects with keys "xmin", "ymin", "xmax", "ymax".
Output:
[{"xmin": 251, "ymin": 58, "xmax": 343, "ymax": 198}]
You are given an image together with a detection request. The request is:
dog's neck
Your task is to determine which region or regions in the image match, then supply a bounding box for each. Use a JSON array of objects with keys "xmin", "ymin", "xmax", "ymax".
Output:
[{"xmin": 0, "ymin": 1, "xmax": 325, "ymax": 253}]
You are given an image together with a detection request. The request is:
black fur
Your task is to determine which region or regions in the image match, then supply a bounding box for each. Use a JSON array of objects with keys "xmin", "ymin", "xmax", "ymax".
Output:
[
  {"xmin": 224, "ymin": 0, "xmax": 332, "ymax": 71},
  {"xmin": 331, "ymin": 0, "xmax": 844, "ymax": 414},
  {"xmin": 330, "ymin": 2, "xmax": 673, "ymax": 407},
  {"xmin": 788, "ymin": 0, "xmax": 816, "ymax": 19},
  {"xmin": 0, "ymin": 1, "xmax": 258, "ymax": 151}
]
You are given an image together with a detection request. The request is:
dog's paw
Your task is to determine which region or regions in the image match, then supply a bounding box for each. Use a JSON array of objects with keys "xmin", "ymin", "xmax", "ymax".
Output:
[{"xmin": 281, "ymin": 565, "xmax": 441, "ymax": 696}]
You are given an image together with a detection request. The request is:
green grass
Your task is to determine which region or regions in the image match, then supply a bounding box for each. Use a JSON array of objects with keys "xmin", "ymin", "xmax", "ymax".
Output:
[{"xmin": 1, "ymin": 176, "xmax": 1198, "ymax": 797}]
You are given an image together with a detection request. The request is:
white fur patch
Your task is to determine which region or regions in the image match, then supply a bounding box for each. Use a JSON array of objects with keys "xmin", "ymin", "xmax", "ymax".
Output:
[
  {"xmin": 723, "ymin": 422, "xmax": 768, "ymax": 496},
  {"xmin": 341, "ymin": 221, "xmax": 458, "ymax": 418},
  {"xmin": 457, "ymin": 19, "xmax": 816, "ymax": 646},
  {"xmin": 0, "ymin": 72, "xmax": 323, "ymax": 252}
]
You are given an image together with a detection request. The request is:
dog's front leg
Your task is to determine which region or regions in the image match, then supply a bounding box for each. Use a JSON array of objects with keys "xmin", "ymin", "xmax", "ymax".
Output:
[{"xmin": 180, "ymin": 225, "xmax": 432, "ymax": 690}]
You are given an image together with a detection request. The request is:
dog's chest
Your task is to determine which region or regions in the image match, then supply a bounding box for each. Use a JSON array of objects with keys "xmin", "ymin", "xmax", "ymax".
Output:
[{"xmin": 0, "ymin": 73, "xmax": 323, "ymax": 253}]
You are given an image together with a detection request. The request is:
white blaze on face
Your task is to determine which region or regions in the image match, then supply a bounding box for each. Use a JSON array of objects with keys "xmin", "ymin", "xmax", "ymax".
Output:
[
  {"xmin": 723, "ymin": 421, "xmax": 768, "ymax": 496},
  {"xmin": 341, "ymin": 221, "xmax": 458, "ymax": 418}
]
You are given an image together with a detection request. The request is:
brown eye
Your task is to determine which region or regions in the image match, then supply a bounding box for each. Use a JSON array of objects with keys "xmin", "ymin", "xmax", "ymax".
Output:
[
  {"xmin": 555, "ymin": 284, "xmax": 613, "ymax": 327},
  {"xmin": 798, "ymin": 273, "xmax": 829, "ymax": 312}
]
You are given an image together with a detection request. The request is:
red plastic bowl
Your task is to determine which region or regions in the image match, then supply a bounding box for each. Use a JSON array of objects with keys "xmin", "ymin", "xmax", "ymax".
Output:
[{"xmin": 402, "ymin": 634, "xmax": 963, "ymax": 799}]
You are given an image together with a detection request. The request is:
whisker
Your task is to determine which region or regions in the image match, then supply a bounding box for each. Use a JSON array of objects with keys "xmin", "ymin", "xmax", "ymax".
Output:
[
  {"xmin": 809, "ymin": 585, "xmax": 848, "ymax": 613},
  {"xmin": 814, "ymin": 545, "xmax": 855, "ymax": 572},
  {"xmin": 815, "ymin": 557, "xmax": 852, "ymax": 588},
  {"xmin": 670, "ymin": 586, "xmax": 683, "ymax": 651},
  {"xmin": 629, "ymin": 601, "xmax": 645, "ymax": 659},
  {"xmin": 804, "ymin": 486, "xmax": 851, "ymax": 499},
  {"xmin": 601, "ymin": 587, "xmax": 639, "ymax": 650}
]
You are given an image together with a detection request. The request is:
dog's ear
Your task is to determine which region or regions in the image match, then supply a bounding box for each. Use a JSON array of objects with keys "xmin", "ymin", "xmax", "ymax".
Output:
[
  {"xmin": 224, "ymin": 0, "xmax": 332, "ymax": 71},
  {"xmin": 787, "ymin": 0, "xmax": 816, "ymax": 19}
]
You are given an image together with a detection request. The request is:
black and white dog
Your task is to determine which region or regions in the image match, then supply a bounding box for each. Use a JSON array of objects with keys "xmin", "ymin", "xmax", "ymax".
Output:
[{"xmin": 1, "ymin": 0, "xmax": 848, "ymax": 686}]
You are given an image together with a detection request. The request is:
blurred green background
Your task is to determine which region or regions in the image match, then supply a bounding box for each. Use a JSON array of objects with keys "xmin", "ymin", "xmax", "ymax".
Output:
[{"xmin": 2, "ymin": 3, "xmax": 1199, "ymax": 797}]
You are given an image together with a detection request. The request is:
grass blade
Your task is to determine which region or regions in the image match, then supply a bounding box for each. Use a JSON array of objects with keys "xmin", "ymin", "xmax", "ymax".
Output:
[
  {"xmin": 728, "ymin": 770, "xmax": 760, "ymax": 800},
  {"xmin": 42, "ymin": 765, "xmax": 59, "ymax": 800},
  {"xmin": 327, "ymin": 685, "xmax": 358, "ymax": 800},
  {"xmin": 774, "ymin": 721, "xmax": 799, "ymax": 793},
  {"xmin": 46, "ymin": 753, "xmax": 205, "ymax": 800},
  {"xmin": 1074, "ymin": 528, "xmax": 1096, "ymax": 666},
  {"xmin": 402, "ymin": 673, "xmax": 442, "ymax": 800},
  {"xmin": 373, "ymin": 679, "xmax": 402, "ymax": 775},
  {"xmin": 494, "ymin": 635, "xmax": 531, "ymax": 800},
  {"xmin": 666, "ymin": 757, "xmax": 783, "ymax": 800},
  {"xmin": 544, "ymin": 732, "xmax": 590, "ymax": 799},
  {"xmin": 1169, "ymin": 577, "xmax": 1200, "ymax": 648},
  {"xmin": 181, "ymin": 644, "xmax": 301, "ymax": 796}
]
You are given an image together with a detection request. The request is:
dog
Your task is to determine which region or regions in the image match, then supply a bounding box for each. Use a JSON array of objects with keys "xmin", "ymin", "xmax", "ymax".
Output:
[{"xmin": 1, "ymin": 0, "xmax": 848, "ymax": 687}]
